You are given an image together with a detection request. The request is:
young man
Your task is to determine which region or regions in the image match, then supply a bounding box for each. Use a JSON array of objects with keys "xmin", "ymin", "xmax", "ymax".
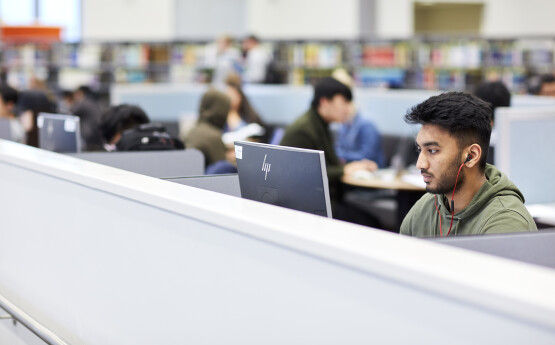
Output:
[
  {"xmin": 241, "ymin": 35, "xmax": 271, "ymax": 84},
  {"xmin": 280, "ymin": 77, "xmax": 378, "ymax": 227},
  {"xmin": 401, "ymin": 92, "xmax": 536, "ymax": 237},
  {"xmin": 0, "ymin": 84, "xmax": 25, "ymax": 143}
]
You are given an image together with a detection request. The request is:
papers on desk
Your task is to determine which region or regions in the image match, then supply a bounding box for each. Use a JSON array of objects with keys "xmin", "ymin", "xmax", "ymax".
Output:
[
  {"xmin": 401, "ymin": 173, "xmax": 426, "ymax": 189},
  {"xmin": 351, "ymin": 169, "xmax": 396, "ymax": 182},
  {"xmin": 222, "ymin": 123, "xmax": 265, "ymax": 145}
]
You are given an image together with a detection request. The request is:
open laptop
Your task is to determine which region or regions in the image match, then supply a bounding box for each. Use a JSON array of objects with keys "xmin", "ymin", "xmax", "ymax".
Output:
[
  {"xmin": 38, "ymin": 113, "xmax": 82, "ymax": 153},
  {"xmin": 234, "ymin": 141, "xmax": 332, "ymax": 218}
]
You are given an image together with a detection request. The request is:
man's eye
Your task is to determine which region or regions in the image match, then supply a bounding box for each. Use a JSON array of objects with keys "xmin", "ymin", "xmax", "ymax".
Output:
[{"xmin": 429, "ymin": 149, "xmax": 438, "ymax": 154}]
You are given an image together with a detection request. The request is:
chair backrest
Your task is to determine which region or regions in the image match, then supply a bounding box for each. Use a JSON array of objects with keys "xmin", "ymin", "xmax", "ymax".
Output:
[
  {"xmin": 381, "ymin": 134, "xmax": 417, "ymax": 169},
  {"xmin": 68, "ymin": 149, "xmax": 204, "ymax": 178}
]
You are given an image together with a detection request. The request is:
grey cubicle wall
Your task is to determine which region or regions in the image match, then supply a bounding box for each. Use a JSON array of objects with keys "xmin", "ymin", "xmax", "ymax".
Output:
[
  {"xmin": 2, "ymin": 139, "xmax": 555, "ymax": 344},
  {"xmin": 111, "ymin": 84, "xmax": 433, "ymax": 136},
  {"xmin": 164, "ymin": 174, "xmax": 241, "ymax": 197},
  {"xmin": 431, "ymin": 230, "xmax": 555, "ymax": 270},
  {"xmin": 495, "ymin": 107, "xmax": 555, "ymax": 204},
  {"xmin": 112, "ymin": 84, "xmax": 555, "ymax": 138},
  {"xmin": 68, "ymin": 149, "xmax": 204, "ymax": 178}
]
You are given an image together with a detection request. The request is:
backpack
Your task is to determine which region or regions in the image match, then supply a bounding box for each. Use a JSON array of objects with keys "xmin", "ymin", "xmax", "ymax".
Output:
[{"xmin": 116, "ymin": 123, "xmax": 185, "ymax": 151}]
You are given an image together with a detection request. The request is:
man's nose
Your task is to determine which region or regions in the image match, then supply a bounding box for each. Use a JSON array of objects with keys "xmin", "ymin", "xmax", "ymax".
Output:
[{"xmin": 416, "ymin": 152, "xmax": 428, "ymax": 170}]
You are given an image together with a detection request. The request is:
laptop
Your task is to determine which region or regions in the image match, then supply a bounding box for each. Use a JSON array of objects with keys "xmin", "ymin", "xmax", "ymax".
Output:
[{"xmin": 38, "ymin": 113, "xmax": 82, "ymax": 153}]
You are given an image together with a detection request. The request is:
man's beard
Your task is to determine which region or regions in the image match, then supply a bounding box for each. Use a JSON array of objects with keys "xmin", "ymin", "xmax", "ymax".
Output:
[{"xmin": 424, "ymin": 154, "xmax": 465, "ymax": 195}]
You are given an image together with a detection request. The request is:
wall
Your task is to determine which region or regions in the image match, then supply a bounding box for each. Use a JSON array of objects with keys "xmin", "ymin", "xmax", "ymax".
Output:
[
  {"xmin": 175, "ymin": 0, "xmax": 247, "ymax": 40},
  {"xmin": 375, "ymin": 0, "xmax": 555, "ymax": 39},
  {"xmin": 81, "ymin": 0, "xmax": 555, "ymax": 41},
  {"xmin": 482, "ymin": 0, "xmax": 555, "ymax": 37},
  {"xmin": 246, "ymin": 0, "xmax": 360, "ymax": 39},
  {"xmin": 82, "ymin": 0, "xmax": 175, "ymax": 41}
]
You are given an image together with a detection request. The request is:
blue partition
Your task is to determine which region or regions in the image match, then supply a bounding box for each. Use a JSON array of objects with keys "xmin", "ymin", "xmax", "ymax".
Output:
[{"xmin": 111, "ymin": 84, "xmax": 555, "ymax": 137}]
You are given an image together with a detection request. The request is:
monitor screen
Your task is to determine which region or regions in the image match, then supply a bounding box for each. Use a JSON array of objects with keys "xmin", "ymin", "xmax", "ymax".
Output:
[
  {"xmin": 38, "ymin": 113, "xmax": 81, "ymax": 153},
  {"xmin": 234, "ymin": 141, "xmax": 332, "ymax": 218}
]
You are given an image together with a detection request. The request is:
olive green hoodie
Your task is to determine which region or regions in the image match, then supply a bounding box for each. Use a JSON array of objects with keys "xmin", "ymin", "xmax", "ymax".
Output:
[{"xmin": 401, "ymin": 164, "xmax": 537, "ymax": 237}]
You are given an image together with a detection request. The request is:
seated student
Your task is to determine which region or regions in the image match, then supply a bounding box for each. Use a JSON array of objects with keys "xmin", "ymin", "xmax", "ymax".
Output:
[
  {"xmin": 99, "ymin": 104, "xmax": 150, "ymax": 151},
  {"xmin": 70, "ymin": 86, "xmax": 104, "ymax": 151},
  {"xmin": 280, "ymin": 77, "xmax": 380, "ymax": 227},
  {"xmin": 16, "ymin": 89, "xmax": 56, "ymax": 147},
  {"xmin": 100, "ymin": 104, "xmax": 183, "ymax": 152},
  {"xmin": 400, "ymin": 92, "xmax": 537, "ymax": 237},
  {"xmin": 0, "ymin": 84, "xmax": 25, "ymax": 143},
  {"xmin": 223, "ymin": 73, "xmax": 266, "ymax": 134},
  {"xmin": 473, "ymin": 81, "xmax": 511, "ymax": 165},
  {"xmin": 185, "ymin": 89, "xmax": 236, "ymax": 172},
  {"xmin": 331, "ymin": 69, "xmax": 386, "ymax": 167}
]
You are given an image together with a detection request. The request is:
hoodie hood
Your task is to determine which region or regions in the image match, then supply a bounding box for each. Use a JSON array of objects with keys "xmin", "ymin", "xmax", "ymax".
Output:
[
  {"xmin": 198, "ymin": 89, "xmax": 230, "ymax": 130},
  {"xmin": 438, "ymin": 164, "xmax": 525, "ymax": 234},
  {"xmin": 400, "ymin": 164, "xmax": 536, "ymax": 237}
]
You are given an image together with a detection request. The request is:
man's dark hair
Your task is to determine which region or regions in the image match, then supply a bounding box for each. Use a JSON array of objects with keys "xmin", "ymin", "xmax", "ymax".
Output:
[
  {"xmin": 0, "ymin": 84, "xmax": 19, "ymax": 106},
  {"xmin": 473, "ymin": 81, "xmax": 511, "ymax": 123},
  {"xmin": 76, "ymin": 85, "xmax": 94, "ymax": 99},
  {"xmin": 245, "ymin": 34, "xmax": 260, "ymax": 43},
  {"xmin": 311, "ymin": 77, "xmax": 353, "ymax": 109},
  {"xmin": 527, "ymin": 74, "xmax": 555, "ymax": 95},
  {"xmin": 99, "ymin": 104, "xmax": 150, "ymax": 143},
  {"xmin": 404, "ymin": 92, "xmax": 492, "ymax": 171}
]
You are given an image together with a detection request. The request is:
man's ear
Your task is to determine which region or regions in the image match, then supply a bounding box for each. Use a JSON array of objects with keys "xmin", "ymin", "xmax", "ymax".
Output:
[
  {"xmin": 5, "ymin": 101, "xmax": 15, "ymax": 113},
  {"xmin": 464, "ymin": 144, "xmax": 482, "ymax": 167}
]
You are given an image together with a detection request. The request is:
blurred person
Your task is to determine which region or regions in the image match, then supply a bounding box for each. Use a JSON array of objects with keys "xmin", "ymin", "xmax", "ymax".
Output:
[
  {"xmin": 99, "ymin": 104, "xmax": 150, "ymax": 151},
  {"xmin": 331, "ymin": 69, "xmax": 386, "ymax": 168},
  {"xmin": 211, "ymin": 35, "xmax": 241, "ymax": 87},
  {"xmin": 280, "ymin": 77, "xmax": 380, "ymax": 227},
  {"xmin": 223, "ymin": 73, "xmax": 265, "ymax": 133},
  {"xmin": 0, "ymin": 84, "xmax": 25, "ymax": 143},
  {"xmin": 473, "ymin": 80, "xmax": 511, "ymax": 164},
  {"xmin": 17, "ymin": 89, "xmax": 57, "ymax": 147},
  {"xmin": 71, "ymin": 86, "xmax": 103, "ymax": 150},
  {"xmin": 527, "ymin": 73, "xmax": 555, "ymax": 96},
  {"xmin": 185, "ymin": 89, "xmax": 236, "ymax": 172},
  {"xmin": 241, "ymin": 35, "xmax": 271, "ymax": 84},
  {"xmin": 538, "ymin": 74, "xmax": 555, "ymax": 97}
]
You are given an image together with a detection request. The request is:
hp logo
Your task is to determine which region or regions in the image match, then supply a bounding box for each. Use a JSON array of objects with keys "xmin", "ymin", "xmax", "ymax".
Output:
[{"xmin": 262, "ymin": 154, "xmax": 271, "ymax": 180}]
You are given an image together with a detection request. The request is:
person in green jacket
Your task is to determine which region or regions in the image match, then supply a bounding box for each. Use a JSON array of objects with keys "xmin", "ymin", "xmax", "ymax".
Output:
[
  {"xmin": 400, "ymin": 92, "xmax": 537, "ymax": 237},
  {"xmin": 280, "ymin": 77, "xmax": 379, "ymax": 227}
]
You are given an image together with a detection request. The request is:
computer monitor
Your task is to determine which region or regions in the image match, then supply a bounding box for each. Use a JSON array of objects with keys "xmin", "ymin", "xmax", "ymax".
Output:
[
  {"xmin": 0, "ymin": 118, "xmax": 13, "ymax": 141},
  {"xmin": 234, "ymin": 141, "xmax": 332, "ymax": 218},
  {"xmin": 38, "ymin": 113, "xmax": 81, "ymax": 153}
]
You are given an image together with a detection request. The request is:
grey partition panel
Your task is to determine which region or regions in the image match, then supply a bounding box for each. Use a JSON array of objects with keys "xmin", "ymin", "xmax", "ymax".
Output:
[
  {"xmin": 430, "ymin": 230, "xmax": 555, "ymax": 269},
  {"xmin": 495, "ymin": 107, "xmax": 555, "ymax": 204},
  {"xmin": 165, "ymin": 174, "xmax": 240, "ymax": 197},
  {"xmin": 68, "ymin": 149, "xmax": 204, "ymax": 178}
]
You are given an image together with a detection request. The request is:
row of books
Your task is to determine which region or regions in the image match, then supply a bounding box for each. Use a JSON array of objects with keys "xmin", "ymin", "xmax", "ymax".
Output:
[{"xmin": 2, "ymin": 39, "xmax": 553, "ymax": 70}]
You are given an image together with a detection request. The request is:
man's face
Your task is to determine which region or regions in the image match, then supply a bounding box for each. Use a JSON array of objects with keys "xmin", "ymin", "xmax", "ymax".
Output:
[
  {"xmin": 320, "ymin": 95, "xmax": 351, "ymax": 123},
  {"xmin": 0, "ymin": 96, "xmax": 11, "ymax": 118},
  {"xmin": 416, "ymin": 124, "xmax": 466, "ymax": 194},
  {"xmin": 540, "ymin": 82, "xmax": 555, "ymax": 97}
]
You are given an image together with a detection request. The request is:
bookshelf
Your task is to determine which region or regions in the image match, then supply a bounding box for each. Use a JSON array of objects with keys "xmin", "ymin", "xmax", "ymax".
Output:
[{"xmin": 0, "ymin": 37, "xmax": 554, "ymax": 93}]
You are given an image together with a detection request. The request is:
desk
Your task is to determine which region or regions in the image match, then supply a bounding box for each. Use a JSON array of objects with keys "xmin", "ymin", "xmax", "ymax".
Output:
[{"xmin": 342, "ymin": 170, "xmax": 426, "ymax": 231}]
